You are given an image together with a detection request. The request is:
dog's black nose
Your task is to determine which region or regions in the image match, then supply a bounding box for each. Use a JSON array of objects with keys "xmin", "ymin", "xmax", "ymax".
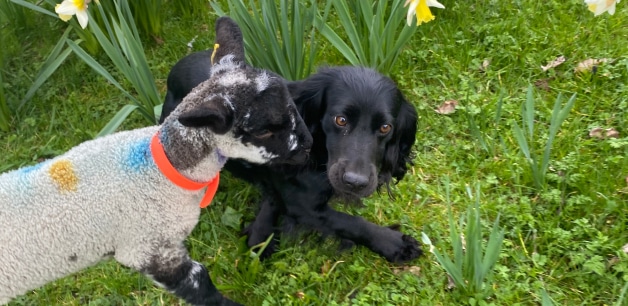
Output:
[{"xmin": 342, "ymin": 172, "xmax": 369, "ymax": 189}]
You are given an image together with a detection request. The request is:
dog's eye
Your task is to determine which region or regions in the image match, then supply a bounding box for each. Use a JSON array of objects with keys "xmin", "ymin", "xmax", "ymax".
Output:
[
  {"xmin": 380, "ymin": 124, "xmax": 392, "ymax": 134},
  {"xmin": 253, "ymin": 130, "xmax": 273, "ymax": 139},
  {"xmin": 335, "ymin": 116, "xmax": 347, "ymax": 127}
]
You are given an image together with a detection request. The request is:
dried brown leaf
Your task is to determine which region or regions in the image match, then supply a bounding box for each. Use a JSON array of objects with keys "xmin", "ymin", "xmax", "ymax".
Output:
[
  {"xmin": 541, "ymin": 56, "xmax": 566, "ymax": 71},
  {"xmin": 589, "ymin": 127, "xmax": 619, "ymax": 139},
  {"xmin": 605, "ymin": 128, "xmax": 620, "ymax": 139},
  {"xmin": 589, "ymin": 127, "xmax": 604, "ymax": 139},
  {"xmin": 575, "ymin": 58, "xmax": 611, "ymax": 73},
  {"xmin": 393, "ymin": 265, "xmax": 421, "ymax": 276},
  {"xmin": 534, "ymin": 78, "xmax": 554, "ymax": 91},
  {"xmin": 446, "ymin": 274, "xmax": 456, "ymax": 290},
  {"xmin": 321, "ymin": 260, "xmax": 331, "ymax": 275},
  {"xmin": 480, "ymin": 59, "xmax": 490, "ymax": 72},
  {"xmin": 153, "ymin": 36, "xmax": 164, "ymax": 45},
  {"xmin": 435, "ymin": 100, "xmax": 458, "ymax": 115}
]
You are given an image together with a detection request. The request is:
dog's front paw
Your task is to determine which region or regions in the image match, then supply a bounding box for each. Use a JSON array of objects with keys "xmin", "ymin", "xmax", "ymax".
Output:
[
  {"xmin": 241, "ymin": 223, "xmax": 277, "ymax": 260},
  {"xmin": 393, "ymin": 234, "xmax": 422, "ymax": 263},
  {"xmin": 374, "ymin": 229, "xmax": 422, "ymax": 263}
]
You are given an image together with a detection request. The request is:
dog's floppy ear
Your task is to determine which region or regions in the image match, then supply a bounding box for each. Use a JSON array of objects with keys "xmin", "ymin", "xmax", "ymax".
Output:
[
  {"xmin": 178, "ymin": 96, "xmax": 234, "ymax": 135},
  {"xmin": 213, "ymin": 17, "xmax": 245, "ymax": 63},
  {"xmin": 381, "ymin": 93, "xmax": 418, "ymax": 186},
  {"xmin": 287, "ymin": 74, "xmax": 329, "ymax": 135}
]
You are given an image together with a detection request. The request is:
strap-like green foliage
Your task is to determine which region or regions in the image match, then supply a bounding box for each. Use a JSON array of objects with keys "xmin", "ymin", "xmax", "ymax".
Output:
[
  {"xmin": 316, "ymin": 0, "xmax": 418, "ymax": 74},
  {"xmin": 512, "ymin": 86, "xmax": 576, "ymax": 190},
  {"xmin": 211, "ymin": 0, "xmax": 322, "ymax": 81},
  {"xmin": 423, "ymin": 181, "xmax": 505, "ymax": 300}
]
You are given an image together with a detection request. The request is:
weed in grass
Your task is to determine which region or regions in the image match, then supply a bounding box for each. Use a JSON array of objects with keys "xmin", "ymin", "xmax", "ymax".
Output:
[
  {"xmin": 512, "ymin": 85, "xmax": 577, "ymax": 191},
  {"xmin": 422, "ymin": 181, "xmax": 505, "ymax": 303}
]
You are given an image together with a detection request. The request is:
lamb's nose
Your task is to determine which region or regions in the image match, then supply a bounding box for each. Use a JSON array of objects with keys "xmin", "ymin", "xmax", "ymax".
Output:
[{"xmin": 342, "ymin": 172, "xmax": 369, "ymax": 189}]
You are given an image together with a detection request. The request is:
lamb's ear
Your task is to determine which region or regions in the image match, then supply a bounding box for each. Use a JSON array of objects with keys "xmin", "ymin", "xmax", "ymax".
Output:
[
  {"xmin": 213, "ymin": 17, "xmax": 245, "ymax": 63},
  {"xmin": 177, "ymin": 97, "xmax": 234, "ymax": 135}
]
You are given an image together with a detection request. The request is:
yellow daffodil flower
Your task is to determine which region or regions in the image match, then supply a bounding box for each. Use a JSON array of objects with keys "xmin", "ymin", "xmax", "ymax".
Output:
[
  {"xmin": 585, "ymin": 0, "xmax": 621, "ymax": 16},
  {"xmin": 55, "ymin": 0, "xmax": 95, "ymax": 29},
  {"xmin": 404, "ymin": 0, "xmax": 445, "ymax": 26}
]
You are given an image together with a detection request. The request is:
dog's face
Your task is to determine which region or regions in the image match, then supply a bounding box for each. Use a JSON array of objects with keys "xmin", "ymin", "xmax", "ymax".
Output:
[
  {"xmin": 292, "ymin": 67, "xmax": 418, "ymax": 198},
  {"xmin": 168, "ymin": 17, "xmax": 312, "ymax": 167}
]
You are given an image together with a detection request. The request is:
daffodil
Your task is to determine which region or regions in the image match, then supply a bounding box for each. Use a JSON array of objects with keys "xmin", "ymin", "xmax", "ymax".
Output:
[
  {"xmin": 404, "ymin": 0, "xmax": 445, "ymax": 26},
  {"xmin": 585, "ymin": 0, "xmax": 621, "ymax": 16},
  {"xmin": 55, "ymin": 0, "xmax": 97, "ymax": 29}
]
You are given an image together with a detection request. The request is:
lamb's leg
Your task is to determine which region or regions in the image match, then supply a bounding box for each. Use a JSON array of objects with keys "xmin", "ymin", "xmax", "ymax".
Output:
[
  {"xmin": 119, "ymin": 244, "xmax": 242, "ymax": 306},
  {"xmin": 146, "ymin": 259, "xmax": 241, "ymax": 306}
]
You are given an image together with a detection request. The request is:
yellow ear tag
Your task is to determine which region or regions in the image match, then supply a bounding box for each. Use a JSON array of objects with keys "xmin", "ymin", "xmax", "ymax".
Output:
[{"xmin": 210, "ymin": 43, "xmax": 220, "ymax": 65}]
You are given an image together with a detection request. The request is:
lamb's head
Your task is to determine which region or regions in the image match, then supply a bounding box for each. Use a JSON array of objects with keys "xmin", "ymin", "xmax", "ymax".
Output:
[{"xmin": 163, "ymin": 17, "xmax": 312, "ymax": 167}]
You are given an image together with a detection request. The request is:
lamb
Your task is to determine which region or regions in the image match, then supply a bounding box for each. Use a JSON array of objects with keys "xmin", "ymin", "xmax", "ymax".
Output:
[{"xmin": 0, "ymin": 17, "xmax": 312, "ymax": 306}]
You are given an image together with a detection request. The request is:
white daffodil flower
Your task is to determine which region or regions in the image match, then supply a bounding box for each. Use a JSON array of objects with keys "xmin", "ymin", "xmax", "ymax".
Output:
[
  {"xmin": 55, "ymin": 0, "xmax": 94, "ymax": 29},
  {"xmin": 585, "ymin": 0, "xmax": 621, "ymax": 16},
  {"xmin": 404, "ymin": 0, "xmax": 445, "ymax": 26}
]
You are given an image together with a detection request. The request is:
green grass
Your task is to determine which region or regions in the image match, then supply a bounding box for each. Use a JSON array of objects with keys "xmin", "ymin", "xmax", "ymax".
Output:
[{"xmin": 1, "ymin": 0, "xmax": 628, "ymax": 305}]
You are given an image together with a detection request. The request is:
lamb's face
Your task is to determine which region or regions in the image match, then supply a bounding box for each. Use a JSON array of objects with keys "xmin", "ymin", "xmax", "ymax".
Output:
[
  {"xmin": 172, "ymin": 57, "xmax": 312, "ymax": 166},
  {"xmin": 209, "ymin": 62, "xmax": 312, "ymax": 165}
]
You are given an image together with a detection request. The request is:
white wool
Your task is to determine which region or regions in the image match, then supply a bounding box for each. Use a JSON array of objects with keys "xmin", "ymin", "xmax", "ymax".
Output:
[
  {"xmin": 213, "ymin": 132, "xmax": 278, "ymax": 164},
  {"xmin": 209, "ymin": 54, "xmax": 240, "ymax": 76},
  {"xmin": 0, "ymin": 126, "xmax": 215, "ymax": 303},
  {"xmin": 255, "ymin": 71, "xmax": 270, "ymax": 92},
  {"xmin": 216, "ymin": 71, "xmax": 249, "ymax": 88}
]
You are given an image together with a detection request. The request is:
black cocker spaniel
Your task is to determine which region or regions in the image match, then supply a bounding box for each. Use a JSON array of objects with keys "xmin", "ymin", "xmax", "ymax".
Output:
[{"xmin": 160, "ymin": 52, "xmax": 421, "ymax": 263}]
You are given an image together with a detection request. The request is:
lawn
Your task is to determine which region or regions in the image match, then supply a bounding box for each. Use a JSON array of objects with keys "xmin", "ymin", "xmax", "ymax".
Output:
[{"xmin": 1, "ymin": 0, "xmax": 627, "ymax": 305}]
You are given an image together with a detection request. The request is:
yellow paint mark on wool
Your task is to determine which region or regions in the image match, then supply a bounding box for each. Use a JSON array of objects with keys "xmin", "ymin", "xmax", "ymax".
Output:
[{"xmin": 48, "ymin": 160, "xmax": 78, "ymax": 192}]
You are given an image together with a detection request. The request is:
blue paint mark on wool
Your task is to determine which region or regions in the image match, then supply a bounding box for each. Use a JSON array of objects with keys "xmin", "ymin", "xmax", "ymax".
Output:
[
  {"xmin": 125, "ymin": 138, "xmax": 154, "ymax": 172},
  {"xmin": 18, "ymin": 161, "xmax": 47, "ymax": 174},
  {"xmin": 216, "ymin": 149, "xmax": 227, "ymax": 166}
]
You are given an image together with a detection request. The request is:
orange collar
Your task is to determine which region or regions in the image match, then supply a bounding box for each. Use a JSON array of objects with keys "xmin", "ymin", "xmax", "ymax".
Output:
[{"xmin": 150, "ymin": 133, "xmax": 220, "ymax": 208}]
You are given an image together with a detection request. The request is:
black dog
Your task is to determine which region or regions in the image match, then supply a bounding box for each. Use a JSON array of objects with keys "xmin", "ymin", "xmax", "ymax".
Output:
[{"xmin": 160, "ymin": 53, "xmax": 421, "ymax": 263}]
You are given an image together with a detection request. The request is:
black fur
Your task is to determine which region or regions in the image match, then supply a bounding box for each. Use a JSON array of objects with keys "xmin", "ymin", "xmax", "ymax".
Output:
[
  {"xmin": 178, "ymin": 96, "xmax": 234, "ymax": 134},
  {"xmin": 143, "ymin": 256, "xmax": 239, "ymax": 306},
  {"xmin": 161, "ymin": 59, "xmax": 421, "ymax": 263}
]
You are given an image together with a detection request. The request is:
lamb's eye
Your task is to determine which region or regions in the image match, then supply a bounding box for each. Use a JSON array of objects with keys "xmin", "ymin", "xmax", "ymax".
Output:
[
  {"xmin": 380, "ymin": 124, "xmax": 392, "ymax": 134},
  {"xmin": 335, "ymin": 116, "xmax": 347, "ymax": 127},
  {"xmin": 253, "ymin": 130, "xmax": 273, "ymax": 139}
]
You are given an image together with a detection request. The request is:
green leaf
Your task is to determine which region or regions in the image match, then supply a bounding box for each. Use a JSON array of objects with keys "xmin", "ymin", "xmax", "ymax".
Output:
[
  {"xmin": 221, "ymin": 206, "xmax": 243, "ymax": 230},
  {"xmin": 96, "ymin": 104, "xmax": 138, "ymax": 137},
  {"xmin": 18, "ymin": 27, "xmax": 73, "ymax": 110},
  {"xmin": 0, "ymin": 70, "xmax": 9, "ymax": 132},
  {"xmin": 9, "ymin": 0, "xmax": 57, "ymax": 18},
  {"xmin": 541, "ymin": 93, "xmax": 576, "ymax": 176},
  {"xmin": 524, "ymin": 85, "xmax": 535, "ymax": 139},
  {"xmin": 317, "ymin": 22, "xmax": 360, "ymax": 65},
  {"xmin": 65, "ymin": 39, "xmax": 138, "ymax": 105}
]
